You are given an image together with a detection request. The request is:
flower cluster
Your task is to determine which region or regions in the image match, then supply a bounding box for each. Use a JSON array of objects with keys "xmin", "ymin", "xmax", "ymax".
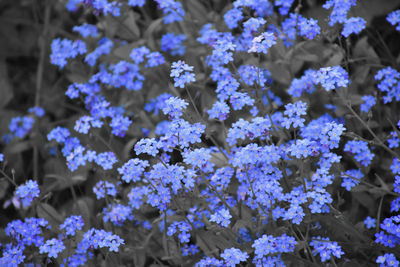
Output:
[
  {"xmin": 344, "ymin": 140, "xmax": 374, "ymax": 166},
  {"xmin": 51, "ymin": 38, "xmax": 86, "ymax": 69},
  {"xmin": 310, "ymin": 236, "xmax": 344, "ymax": 262},
  {"xmin": 170, "ymin": 61, "xmax": 196, "ymax": 88},
  {"xmin": 15, "ymin": 180, "xmax": 40, "ymax": 209},
  {"xmin": 4, "ymin": 0, "xmax": 400, "ymax": 266},
  {"xmin": 387, "ymin": 10, "xmax": 400, "ymax": 31},
  {"xmin": 375, "ymin": 67, "xmax": 400, "ymax": 103}
]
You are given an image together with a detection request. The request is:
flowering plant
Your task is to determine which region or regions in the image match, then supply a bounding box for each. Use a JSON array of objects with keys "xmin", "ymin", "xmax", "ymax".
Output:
[{"xmin": 1, "ymin": 0, "xmax": 400, "ymax": 266}]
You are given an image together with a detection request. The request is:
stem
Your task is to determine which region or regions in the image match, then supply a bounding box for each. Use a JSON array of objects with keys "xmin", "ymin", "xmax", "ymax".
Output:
[
  {"xmin": 376, "ymin": 196, "xmax": 384, "ymax": 233},
  {"xmin": 0, "ymin": 168, "xmax": 17, "ymax": 186},
  {"xmin": 33, "ymin": 1, "xmax": 51, "ymax": 181},
  {"xmin": 343, "ymin": 98, "xmax": 399, "ymax": 158}
]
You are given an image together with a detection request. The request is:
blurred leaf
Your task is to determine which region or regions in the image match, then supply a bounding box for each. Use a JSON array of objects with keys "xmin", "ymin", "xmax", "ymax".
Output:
[
  {"xmin": 353, "ymin": 36, "xmax": 380, "ymax": 64},
  {"xmin": 37, "ymin": 203, "xmax": 64, "ymax": 231},
  {"xmin": 133, "ymin": 248, "xmax": 146, "ymax": 267},
  {"xmin": 352, "ymin": 192, "xmax": 376, "ymax": 212},
  {"xmin": 292, "ymin": 41, "xmax": 324, "ymax": 62},
  {"xmin": 0, "ymin": 59, "xmax": 13, "ymax": 108},
  {"xmin": 264, "ymin": 61, "xmax": 291, "ymax": 85},
  {"xmin": 72, "ymin": 197, "xmax": 93, "ymax": 227},
  {"xmin": 5, "ymin": 140, "xmax": 31, "ymax": 154},
  {"xmin": 42, "ymin": 173, "xmax": 86, "ymax": 193},
  {"xmin": 325, "ymin": 48, "xmax": 344, "ymax": 66},
  {"xmin": 195, "ymin": 230, "xmax": 219, "ymax": 257},
  {"xmin": 186, "ymin": 0, "xmax": 208, "ymax": 24},
  {"xmin": 144, "ymin": 18, "xmax": 163, "ymax": 51},
  {"xmin": 210, "ymin": 153, "xmax": 228, "ymax": 168},
  {"xmin": 353, "ymin": 0, "xmax": 400, "ymax": 25},
  {"xmin": 124, "ymin": 11, "xmax": 140, "ymax": 38},
  {"xmin": 0, "ymin": 179, "xmax": 9, "ymax": 200},
  {"xmin": 353, "ymin": 65, "xmax": 370, "ymax": 84},
  {"xmin": 113, "ymin": 40, "xmax": 145, "ymax": 59}
]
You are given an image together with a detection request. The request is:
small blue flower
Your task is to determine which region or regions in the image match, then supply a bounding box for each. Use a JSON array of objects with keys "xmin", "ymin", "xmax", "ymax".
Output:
[
  {"xmin": 342, "ymin": 17, "xmax": 366, "ymax": 37},
  {"xmin": 364, "ymin": 216, "xmax": 376, "ymax": 229},
  {"xmin": 60, "ymin": 215, "xmax": 84, "ymax": 236},
  {"xmin": 15, "ymin": 180, "xmax": 40, "ymax": 209},
  {"xmin": 39, "ymin": 238, "xmax": 65, "ymax": 258}
]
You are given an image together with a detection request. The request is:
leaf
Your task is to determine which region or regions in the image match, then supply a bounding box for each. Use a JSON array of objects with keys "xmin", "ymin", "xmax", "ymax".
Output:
[
  {"xmin": 0, "ymin": 179, "xmax": 9, "ymax": 199},
  {"xmin": 264, "ymin": 61, "xmax": 292, "ymax": 85},
  {"xmin": 186, "ymin": 0, "xmax": 208, "ymax": 24},
  {"xmin": 353, "ymin": 36, "xmax": 379, "ymax": 64},
  {"xmin": 5, "ymin": 140, "xmax": 32, "ymax": 154},
  {"xmin": 0, "ymin": 59, "xmax": 13, "ymax": 108},
  {"xmin": 353, "ymin": 0, "xmax": 400, "ymax": 25},
  {"xmin": 143, "ymin": 18, "xmax": 163, "ymax": 51},
  {"xmin": 124, "ymin": 11, "xmax": 140, "ymax": 38},
  {"xmin": 325, "ymin": 48, "xmax": 344, "ymax": 67},
  {"xmin": 352, "ymin": 65, "xmax": 370, "ymax": 84},
  {"xmin": 42, "ymin": 173, "xmax": 86, "ymax": 193},
  {"xmin": 133, "ymin": 248, "xmax": 146, "ymax": 267},
  {"xmin": 292, "ymin": 41, "xmax": 323, "ymax": 62},
  {"xmin": 113, "ymin": 40, "xmax": 145, "ymax": 59},
  {"xmin": 72, "ymin": 197, "xmax": 93, "ymax": 228},
  {"xmin": 195, "ymin": 230, "xmax": 219, "ymax": 257},
  {"xmin": 210, "ymin": 153, "xmax": 228, "ymax": 168},
  {"xmin": 37, "ymin": 203, "xmax": 64, "ymax": 231}
]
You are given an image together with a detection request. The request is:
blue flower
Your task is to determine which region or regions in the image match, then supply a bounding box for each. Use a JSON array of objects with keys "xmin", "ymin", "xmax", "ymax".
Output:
[
  {"xmin": 360, "ymin": 95, "xmax": 376, "ymax": 112},
  {"xmin": 210, "ymin": 208, "xmax": 232, "ymax": 227},
  {"xmin": 224, "ymin": 8, "xmax": 243, "ymax": 29},
  {"xmin": 275, "ymin": 0, "xmax": 294, "ymax": 15},
  {"xmin": 155, "ymin": 0, "xmax": 185, "ymax": 24},
  {"xmin": 208, "ymin": 100, "xmax": 230, "ymax": 121},
  {"xmin": 93, "ymin": 181, "xmax": 117, "ymax": 199},
  {"xmin": 162, "ymin": 96, "xmax": 188, "ymax": 119},
  {"xmin": 344, "ymin": 140, "xmax": 374, "ymax": 166},
  {"xmin": 375, "ymin": 67, "xmax": 400, "ymax": 103},
  {"xmin": 95, "ymin": 152, "xmax": 117, "ymax": 170},
  {"xmin": 129, "ymin": 46, "xmax": 150, "ymax": 64},
  {"xmin": 221, "ymin": 248, "xmax": 249, "ymax": 267},
  {"xmin": 50, "ymin": 38, "xmax": 86, "ymax": 69},
  {"xmin": 387, "ymin": 10, "xmax": 400, "ymax": 31},
  {"xmin": 60, "ymin": 215, "xmax": 84, "ymax": 236},
  {"xmin": 323, "ymin": 0, "xmax": 357, "ymax": 26},
  {"xmin": 310, "ymin": 236, "xmax": 344, "ymax": 262},
  {"xmin": 118, "ymin": 158, "xmax": 149, "ymax": 183},
  {"xmin": 128, "ymin": 0, "xmax": 145, "ymax": 7},
  {"xmin": 315, "ymin": 66, "xmax": 349, "ymax": 91},
  {"xmin": 248, "ymin": 32, "xmax": 276, "ymax": 54},
  {"xmin": 161, "ymin": 33, "xmax": 186, "ymax": 56},
  {"xmin": 342, "ymin": 17, "xmax": 366, "ymax": 37},
  {"xmin": 170, "ymin": 61, "xmax": 195, "ymax": 88},
  {"xmin": 85, "ymin": 38, "xmax": 113, "ymax": 66},
  {"xmin": 72, "ymin": 23, "xmax": 98, "ymax": 38},
  {"xmin": 39, "ymin": 238, "xmax": 65, "ymax": 258},
  {"xmin": 15, "ymin": 180, "xmax": 40, "ymax": 209},
  {"xmin": 377, "ymin": 253, "xmax": 400, "ymax": 267},
  {"xmin": 341, "ymin": 169, "xmax": 363, "ymax": 191}
]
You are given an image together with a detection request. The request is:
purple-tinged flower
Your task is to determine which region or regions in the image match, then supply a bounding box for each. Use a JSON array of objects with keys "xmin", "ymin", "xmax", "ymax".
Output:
[{"xmin": 15, "ymin": 180, "xmax": 40, "ymax": 209}]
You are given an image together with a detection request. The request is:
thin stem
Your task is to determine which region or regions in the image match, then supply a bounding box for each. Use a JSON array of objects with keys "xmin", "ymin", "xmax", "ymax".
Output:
[
  {"xmin": 184, "ymin": 86, "xmax": 229, "ymax": 160},
  {"xmin": 376, "ymin": 196, "xmax": 384, "ymax": 233},
  {"xmin": 0, "ymin": 168, "xmax": 17, "ymax": 186},
  {"xmin": 343, "ymin": 98, "xmax": 400, "ymax": 158},
  {"xmin": 33, "ymin": 1, "xmax": 51, "ymax": 181}
]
